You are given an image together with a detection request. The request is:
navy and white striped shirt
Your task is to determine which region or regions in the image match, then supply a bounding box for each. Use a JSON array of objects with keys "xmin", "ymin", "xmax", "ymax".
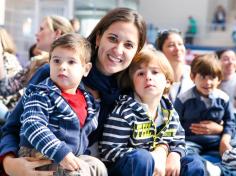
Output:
[
  {"xmin": 100, "ymin": 94, "xmax": 186, "ymax": 163},
  {"xmin": 19, "ymin": 78, "xmax": 99, "ymax": 163}
]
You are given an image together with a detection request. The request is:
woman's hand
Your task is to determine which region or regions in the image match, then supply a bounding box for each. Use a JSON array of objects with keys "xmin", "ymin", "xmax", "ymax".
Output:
[
  {"xmin": 190, "ymin": 120, "xmax": 223, "ymax": 135},
  {"xmin": 3, "ymin": 154, "xmax": 53, "ymax": 176},
  {"xmin": 165, "ymin": 152, "xmax": 181, "ymax": 176}
]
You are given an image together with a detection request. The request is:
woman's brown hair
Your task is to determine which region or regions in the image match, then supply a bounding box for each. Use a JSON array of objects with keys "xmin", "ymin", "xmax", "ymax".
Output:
[{"xmin": 87, "ymin": 7, "xmax": 146, "ymax": 58}]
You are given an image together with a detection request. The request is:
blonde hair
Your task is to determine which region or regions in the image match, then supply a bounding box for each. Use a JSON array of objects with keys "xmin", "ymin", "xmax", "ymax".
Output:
[
  {"xmin": 44, "ymin": 15, "xmax": 74, "ymax": 34},
  {"xmin": 0, "ymin": 27, "xmax": 17, "ymax": 54},
  {"xmin": 119, "ymin": 47, "xmax": 174, "ymax": 94}
]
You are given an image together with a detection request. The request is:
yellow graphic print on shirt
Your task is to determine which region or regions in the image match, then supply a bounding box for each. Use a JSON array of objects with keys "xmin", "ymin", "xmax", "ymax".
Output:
[
  {"xmin": 132, "ymin": 121, "xmax": 177, "ymax": 139},
  {"xmin": 162, "ymin": 128, "xmax": 177, "ymax": 137},
  {"xmin": 133, "ymin": 122, "xmax": 153, "ymax": 139}
]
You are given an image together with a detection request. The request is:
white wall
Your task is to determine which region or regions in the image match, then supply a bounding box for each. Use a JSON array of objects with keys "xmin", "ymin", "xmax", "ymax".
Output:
[
  {"xmin": 139, "ymin": 0, "xmax": 209, "ymax": 39},
  {"xmin": 0, "ymin": 0, "xmax": 5, "ymax": 25},
  {"xmin": 138, "ymin": 0, "xmax": 236, "ymax": 46}
]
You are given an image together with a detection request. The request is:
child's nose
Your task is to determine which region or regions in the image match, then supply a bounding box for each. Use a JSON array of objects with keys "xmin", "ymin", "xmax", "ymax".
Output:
[
  {"xmin": 146, "ymin": 73, "xmax": 152, "ymax": 80},
  {"xmin": 59, "ymin": 63, "xmax": 67, "ymax": 71}
]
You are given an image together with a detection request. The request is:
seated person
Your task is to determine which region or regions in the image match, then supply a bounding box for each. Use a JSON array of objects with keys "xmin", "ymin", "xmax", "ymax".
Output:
[
  {"xmin": 18, "ymin": 33, "xmax": 107, "ymax": 175},
  {"xmin": 100, "ymin": 48, "xmax": 206, "ymax": 176},
  {"xmin": 174, "ymin": 54, "xmax": 235, "ymax": 164}
]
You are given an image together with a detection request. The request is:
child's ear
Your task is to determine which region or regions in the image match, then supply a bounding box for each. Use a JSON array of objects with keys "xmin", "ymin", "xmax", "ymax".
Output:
[
  {"xmin": 190, "ymin": 73, "xmax": 195, "ymax": 81},
  {"xmin": 54, "ymin": 29, "xmax": 62, "ymax": 39},
  {"xmin": 216, "ymin": 78, "xmax": 221, "ymax": 87},
  {"xmin": 165, "ymin": 80, "xmax": 171, "ymax": 89},
  {"xmin": 83, "ymin": 62, "xmax": 92, "ymax": 77}
]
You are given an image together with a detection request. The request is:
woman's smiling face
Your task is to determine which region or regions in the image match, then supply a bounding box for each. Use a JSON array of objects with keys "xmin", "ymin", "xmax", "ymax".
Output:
[
  {"xmin": 95, "ymin": 21, "xmax": 139, "ymax": 76},
  {"xmin": 162, "ymin": 33, "xmax": 186, "ymax": 64}
]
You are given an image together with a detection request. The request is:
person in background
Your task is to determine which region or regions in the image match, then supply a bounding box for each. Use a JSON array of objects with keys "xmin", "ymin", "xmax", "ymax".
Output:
[
  {"xmin": 0, "ymin": 7, "xmax": 146, "ymax": 176},
  {"xmin": 155, "ymin": 29, "xmax": 194, "ymax": 103},
  {"xmin": 101, "ymin": 47, "xmax": 206, "ymax": 176},
  {"xmin": 0, "ymin": 15, "xmax": 74, "ymax": 98},
  {"xmin": 70, "ymin": 18, "xmax": 80, "ymax": 33},
  {"xmin": 221, "ymin": 146, "xmax": 236, "ymax": 175},
  {"xmin": 174, "ymin": 54, "xmax": 235, "ymax": 175},
  {"xmin": 0, "ymin": 27, "xmax": 23, "ymax": 120},
  {"xmin": 213, "ymin": 5, "xmax": 226, "ymax": 31},
  {"xmin": 215, "ymin": 49, "xmax": 236, "ymax": 114},
  {"xmin": 185, "ymin": 16, "xmax": 197, "ymax": 45},
  {"xmin": 28, "ymin": 43, "xmax": 42, "ymax": 60},
  {"xmin": 19, "ymin": 33, "xmax": 107, "ymax": 176}
]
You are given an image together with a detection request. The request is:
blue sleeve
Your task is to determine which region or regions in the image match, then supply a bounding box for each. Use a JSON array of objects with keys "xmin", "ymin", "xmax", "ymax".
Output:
[
  {"xmin": 0, "ymin": 64, "xmax": 50, "ymax": 156},
  {"xmin": 21, "ymin": 93, "xmax": 70, "ymax": 163},
  {"xmin": 222, "ymin": 102, "xmax": 235, "ymax": 136},
  {"xmin": 174, "ymin": 98, "xmax": 184, "ymax": 119}
]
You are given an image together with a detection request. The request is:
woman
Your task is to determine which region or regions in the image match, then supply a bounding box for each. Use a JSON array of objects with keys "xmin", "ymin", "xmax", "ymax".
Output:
[
  {"xmin": 0, "ymin": 8, "xmax": 146, "ymax": 176},
  {"xmin": 0, "ymin": 15, "xmax": 74, "ymax": 97},
  {"xmin": 155, "ymin": 29, "xmax": 194, "ymax": 103},
  {"xmin": 1, "ymin": 8, "xmax": 205, "ymax": 176},
  {"xmin": 216, "ymin": 49, "xmax": 236, "ymax": 113},
  {"xmin": 0, "ymin": 27, "xmax": 23, "ymax": 120},
  {"xmin": 156, "ymin": 30, "xmax": 224, "ymax": 170},
  {"xmin": 0, "ymin": 15, "xmax": 74, "ymax": 175},
  {"xmin": 155, "ymin": 30, "xmax": 223, "ymax": 136}
]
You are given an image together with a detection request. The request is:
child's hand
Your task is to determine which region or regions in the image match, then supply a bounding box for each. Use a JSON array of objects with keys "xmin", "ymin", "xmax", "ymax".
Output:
[
  {"xmin": 151, "ymin": 146, "xmax": 167, "ymax": 176},
  {"xmin": 220, "ymin": 134, "xmax": 232, "ymax": 156},
  {"xmin": 60, "ymin": 152, "xmax": 81, "ymax": 171},
  {"xmin": 165, "ymin": 152, "xmax": 181, "ymax": 176},
  {"xmin": 190, "ymin": 120, "xmax": 223, "ymax": 135}
]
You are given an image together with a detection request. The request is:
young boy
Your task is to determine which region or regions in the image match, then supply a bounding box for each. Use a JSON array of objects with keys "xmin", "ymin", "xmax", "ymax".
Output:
[
  {"xmin": 174, "ymin": 54, "xmax": 235, "ymax": 162},
  {"xmin": 100, "ymin": 48, "xmax": 206, "ymax": 176},
  {"xmin": 18, "ymin": 33, "xmax": 107, "ymax": 176}
]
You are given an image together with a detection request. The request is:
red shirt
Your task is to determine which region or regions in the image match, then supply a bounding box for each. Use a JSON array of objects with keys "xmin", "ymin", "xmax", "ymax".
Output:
[{"xmin": 62, "ymin": 89, "xmax": 87, "ymax": 127}]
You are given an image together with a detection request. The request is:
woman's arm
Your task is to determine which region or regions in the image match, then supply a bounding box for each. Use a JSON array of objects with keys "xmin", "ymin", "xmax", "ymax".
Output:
[
  {"xmin": 0, "ymin": 64, "xmax": 50, "ymax": 174},
  {"xmin": 0, "ymin": 61, "xmax": 50, "ymax": 97},
  {"xmin": 0, "ymin": 98, "xmax": 53, "ymax": 176},
  {"xmin": 0, "ymin": 68, "xmax": 29, "ymax": 96}
]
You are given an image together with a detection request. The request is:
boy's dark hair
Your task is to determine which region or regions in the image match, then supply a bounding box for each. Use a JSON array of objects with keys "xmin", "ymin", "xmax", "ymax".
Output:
[
  {"xmin": 49, "ymin": 33, "xmax": 91, "ymax": 64},
  {"xmin": 191, "ymin": 54, "xmax": 222, "ymax": 80}
]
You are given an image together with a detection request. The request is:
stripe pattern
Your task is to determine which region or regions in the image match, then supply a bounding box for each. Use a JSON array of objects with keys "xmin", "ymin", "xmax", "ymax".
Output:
[
  {"xmin": 19, "ymin": 78, "xmax": 99, "ymax": 163},
  {"xmin": 100, "ymin": 94, "xmax": 186, "ymax": 162}
]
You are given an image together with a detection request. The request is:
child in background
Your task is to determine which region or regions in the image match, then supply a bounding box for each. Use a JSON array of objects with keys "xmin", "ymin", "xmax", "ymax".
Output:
[
  {"xmin": 100, "ymin": 48, "xmax": 206, "ymax": 176},
  {"xmin": 18, "ymin": 33, "xmax": 107, "ymax": 176},
  {"xmin": 174, "ymin": 54, "xmax": 235, "ymax": 164}
]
